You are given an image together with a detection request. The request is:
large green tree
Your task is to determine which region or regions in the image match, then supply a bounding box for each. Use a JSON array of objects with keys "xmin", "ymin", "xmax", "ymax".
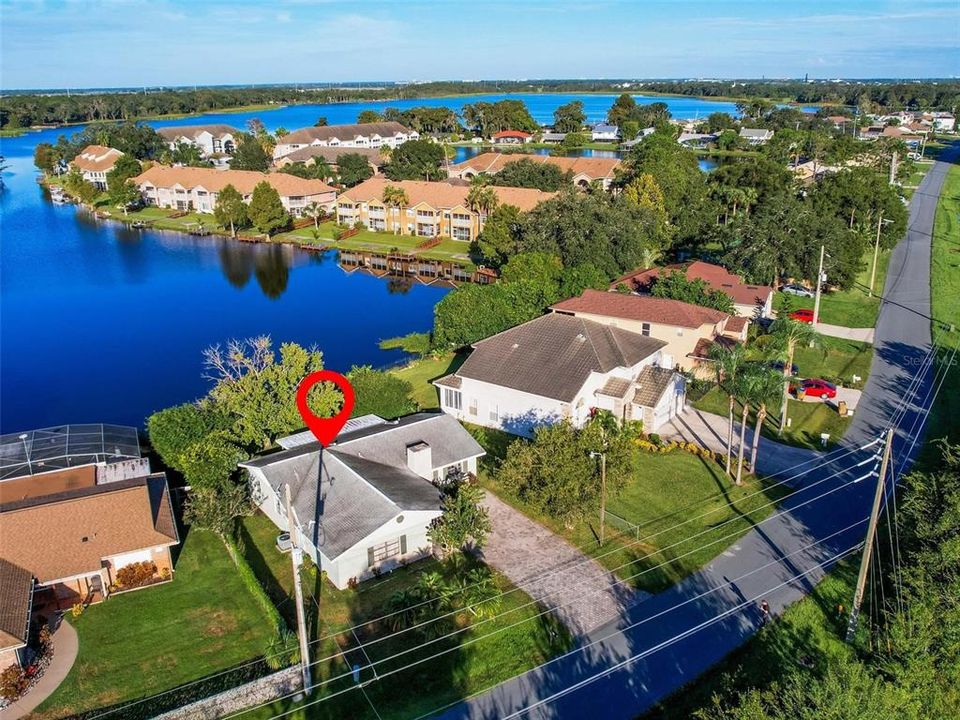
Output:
[
  {"xmin": 230, "ymin": 132, "xmax": 271, "ymax": 171},
  {"xmin": 553, "ymin": 100, "xmax": 586, "ymax": 133},
  {"xmin": 650, "ymin": 270, "xmax": 736, "ymax": 314},
  {"xmin": 213, "ymin": 184, "xmax": 249, "ymax": 237},
  {"xmin": 462, "ymin": 99, "xmax": 539, "ymax": 136},
  {"xmin": 247, "ymin": 181, "xmax": 289, "ymax": 235},
  {"xmin": 347, "ymin": 365, "xmax": 415, "ymax": 418},
  {"xmin": 811, "ymin": 167, "xmax": 907, "ymax": 248},
  {"xmin": 494, "ymin": 158, "xmax": 572, "ymax": 191},
  {"xmin": 427, "ymin": 483, "xmax": 492, "ymax": 553},
  {"xmin": 336, "ymin": 153, "xmax": 374, "ymax": 187},
  {"xmin": 384, "ymin": 139, "xmax": 445, "ymax": 181},
  {"xmin": 106, "ymin": 154, "xmax": 143, "ymax": 212}
]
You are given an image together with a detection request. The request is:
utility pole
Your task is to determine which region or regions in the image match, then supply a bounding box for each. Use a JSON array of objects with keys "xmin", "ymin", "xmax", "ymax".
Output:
[
  {"xmin": 285, "ymin": 484, "xmax": 312, "ymax": 694},
  {"xmin": 845, "ymin": 428, "xmax": 894, "ymax": 643},
  {"xmin": 888, "ymin": 150, "xmax": 898, "ymax": 186},
  {"xmin": 591, "ymin": 451, "xmax": 607, "ymax": 546},
  {"xmin": 869, "ymin": 213, "xmax": 883, "ymax": 298},
  {"xmin": 812, "ymin": 244, "xmax": 826, "ymax": 324}
]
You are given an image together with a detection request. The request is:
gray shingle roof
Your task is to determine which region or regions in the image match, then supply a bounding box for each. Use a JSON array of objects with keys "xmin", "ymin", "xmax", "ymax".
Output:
[
  {"xmin": 631, "ymin": 366, "xmax": 677, "ymax": 408},
  {"xmin": 455, "ymin": 314, "xmax": 666, "ymax": 403},
  {"xmin": 240, "ymin": 413, "xmax": 483, "ymax": 560},
  {"xmin": 596, "ymin": 377, "xmax": 632, "ymax": 399}
]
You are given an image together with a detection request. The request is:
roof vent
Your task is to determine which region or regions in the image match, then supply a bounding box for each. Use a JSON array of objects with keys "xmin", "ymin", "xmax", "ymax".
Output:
[
  {"xmin": 511, "ymin": 343, "xmax": 519, "ymax": 350},
  {"xmin": 576, "ymin": 334, "xmax": 586, "ymax": 342}
]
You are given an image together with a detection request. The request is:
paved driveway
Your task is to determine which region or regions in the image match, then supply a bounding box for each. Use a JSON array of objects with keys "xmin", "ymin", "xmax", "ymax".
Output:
[
  {"xmin": 815, "ymin": 322, "xmax": 874, "ymax": 343},
  {"xmin": 476, "ymin": 492, "xmax": 647, "ymax": 638}
]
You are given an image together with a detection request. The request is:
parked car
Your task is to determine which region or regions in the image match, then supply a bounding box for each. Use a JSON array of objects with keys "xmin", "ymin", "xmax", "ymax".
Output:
[
  {"xmin": 780, "ymin": 283, "xmax": 815, "ymax": 298},
  {"xmin": 789, "ymin": 309, "xmax": 815, "ymax": 323},
  {"xmin": 275, "ymin": 532, "xmax": 292, "ymax": 553},
  {"xmin": 770, "ymin": 360, "xmax": 800, "ymax": 376},
  {"xmin": 793, "ymin": 378, "xmax": 837, "ymax": 399}
]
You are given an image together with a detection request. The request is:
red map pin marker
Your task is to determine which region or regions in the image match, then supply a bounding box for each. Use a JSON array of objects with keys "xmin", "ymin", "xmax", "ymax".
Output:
[{"xmin": 295, "ymin": 370, "xmax": 355, "ymax": 447}]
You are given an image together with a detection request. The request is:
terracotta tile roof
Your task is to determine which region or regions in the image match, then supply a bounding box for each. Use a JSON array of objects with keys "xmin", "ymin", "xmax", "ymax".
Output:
[
  {"xmin": 612, "ymin": 261, "xmax": 773, "ymax": 307},
  {"xmin": 447, "ymin": 152, "xmax": 621, "ymax": 180},
  {"xmin": 689, "ymin": 336, "xmax": 740, "ymax": 360},
  {"xmin": 631, "ymin": 366, "xmax": 676, "ymax": 408},
  {"xmin": 281, "ymin": 122, "xmax": 414, "ymax": 146},
  {"xmin": 132, "ymin": 165, "xmax": 335, "ymax": 198},
  {"xmin": 454, "ymin": 313, "xmax": 666, "ymax": 403},
  {"xmin": 0, "ymin": 474, "xmax": 179, "ymax": 584},
  {"xmin": 277, "ymin": 146, "xmax": 386, "ymax": 165},
  {"xmin": 492, "ymin": 130, "xmax": 533, "ymax": 140},
  {"xmin": 338, "ymin": 177, "xmax": 555, "ymax": 213},
  {"xmin": 551, "ymin": 289, "xmax": 729, "ymax": 329},
  {"xmin": 70, "ymin": 145, "xmax": 123, "ymax": 173},
  {"xmin": 156, "ymin": 124, "xmax": 238, "ymax": 141},
  {"xmin": 725, "ymin": 316, "xmax": 749, "ymax": 333},
  {"xmin": 0, "ymin": 559, "xmax": 32, "ymax": 651}
]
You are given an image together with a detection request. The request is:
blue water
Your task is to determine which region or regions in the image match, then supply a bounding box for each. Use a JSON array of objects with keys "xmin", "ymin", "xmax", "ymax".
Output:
[{"xmin": 0, "ymin": 92, "xmax": 736, "ymax": 432}]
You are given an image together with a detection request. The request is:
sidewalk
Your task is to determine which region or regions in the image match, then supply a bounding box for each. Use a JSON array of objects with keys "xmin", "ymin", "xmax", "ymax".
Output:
[{"xmin": 0, "ymin": 619, "xmax": 78, "ymax": 720}]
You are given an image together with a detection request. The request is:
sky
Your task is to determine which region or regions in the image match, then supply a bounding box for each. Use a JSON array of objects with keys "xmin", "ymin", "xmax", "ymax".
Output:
[{"xmin": 1, "ymin": 0, "xmax": 958, "ymax": 90}]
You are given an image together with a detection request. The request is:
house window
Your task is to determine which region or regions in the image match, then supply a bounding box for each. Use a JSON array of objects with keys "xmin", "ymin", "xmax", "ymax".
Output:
[
  {"xmin": 468, "ymin": 398, "xmax": 478, "ymax": 416},
  {"xmin": 452, "ymin": 226, "xmax": 471, "ymax": 241},
  {"xmin": 489, "ymin": 405, "xmax": 499, "ymax": 422},
  {"xmin": 641, "ymin": 323, "xmax": 651, "ymax": 336},
  {"xmin": 367, "ymin": 537, "xmax": 405, "ymax": 566},
  {"xmin": 443, "ymin": 388, "xmax": 462, "ymax": 410}
]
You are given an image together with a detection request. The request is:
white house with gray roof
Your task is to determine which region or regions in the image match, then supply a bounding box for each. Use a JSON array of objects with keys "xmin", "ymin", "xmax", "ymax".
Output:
[
  {"xmin": 240, "ymin": 413, "xmax": 484, "ymax": 589},
  {"xmin": 433, "ymin": 313, "xmax": 685, "ymax": 438}
]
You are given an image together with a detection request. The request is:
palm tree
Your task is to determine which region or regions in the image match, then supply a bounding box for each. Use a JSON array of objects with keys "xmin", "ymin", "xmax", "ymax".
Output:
[
  {"xmin": 745, "ymin": 367, "xmax": 786, "ymax": 472},
  {"xmin": 770, "ymin": 318, "xmax": 821, "ymax": 435},
  {"xmin": 466, "ymin": 183, "xmax": 499, "ymax": 221},
  {"xmin": 732, "ymin": 372, "xmax": 755, "ymax": 487},
  {"xmin": 303, "ymin": 202, "xmax": 323, "ymax": 229},
  {"xmin": 382, "ymin": 185, "xmax": 409, "ymax": 235},
  {"xmin": 708, "ymin": 343, "xmax": 747, "ymax": 477}
]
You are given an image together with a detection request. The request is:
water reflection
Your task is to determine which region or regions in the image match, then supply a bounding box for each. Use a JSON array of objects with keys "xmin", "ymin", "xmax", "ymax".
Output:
[
  {"xmin": 219, "ymin": 243, "xmax": 255, "ymax": 289},
  {"xmin": 253, "ymin": 244, "xmax": 291, "ymax": 299}
]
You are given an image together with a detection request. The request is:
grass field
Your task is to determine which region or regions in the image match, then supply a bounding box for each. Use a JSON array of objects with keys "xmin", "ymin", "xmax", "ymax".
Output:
[
  {"xmin": 236, "ymin": 512, "xmax": 571, "ymax": 720},
  {"xmin": 928, "ymin": 159, "xmax": 960, "ymax": 445},
  {"xmin": 34, "ymin": 528, "xmax": 276, "ymax": 719},
  {"xmin": 389, "ymin": 352, "xmax": 465, "ymax": 409},
  {"xmin": 472, "ymin": 436, "xmax": 790, "ymax": 594},
  {"xmin": 772, "ymin": 248, "xmax": 891, "ymax": 328},
  {"xmin": 645, "ymin": 561, "xmax": 859, "ymax": 719}
]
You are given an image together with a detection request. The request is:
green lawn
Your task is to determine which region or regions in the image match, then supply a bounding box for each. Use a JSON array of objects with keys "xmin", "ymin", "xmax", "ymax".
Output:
[
  {"xmin": 929, "ymin": 159, "xmax": 960, "ymax": 445},
  {"xmin": 278, "ymin": 222, "xmax": 477, "ymax": 267},
  {"xmin": 475, "ymin": 442, "xmax": 790, "ymax": 594},
  {"xmin": 389, "ymin": 352, "xmax": 466, "ymax": 409},
  {"xmin": 772, "ymin": 248, "xmax": 891, "ymax": 328},
  {"xmin": 645, "ymin": 561, "xmax": 860, "ymax": 719},
  {"xmin": 236, "ymin": 511, "xmax": 571, "ymax": 720},
  {"xmin": 692, "ymin": 334, "xmax": 871, "ymax": 450},
  {"xmin": 34, "ymin": 528, "xmax": 276, "ymax": 719}
]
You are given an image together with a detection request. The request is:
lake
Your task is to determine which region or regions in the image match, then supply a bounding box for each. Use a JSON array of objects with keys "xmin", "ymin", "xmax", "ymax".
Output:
[{"xmin": 0, "ymin": 92, "xmax": 736, "ymax": 432}]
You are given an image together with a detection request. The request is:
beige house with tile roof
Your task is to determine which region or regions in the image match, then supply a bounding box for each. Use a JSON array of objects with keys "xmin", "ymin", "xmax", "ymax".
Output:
[
  {"xmin": 551, "ymin": 289, "xmax": 748, "ymax": 376},
  {"xmin": 70, "ymin": 145, "xmax": 124, "ymax": 189},
  {"xmin": 132, "ymin": 165, "xmax": 337, "ymax": 216},
  {"xmin": 446, "ymin": 152, "xmax": 622, "ymax": 190},
  {"xmin": 156, "ymin": 124, "xmax": 239, "ymax": 158},
  {"xmin": 336, "ymin": 178, "xmax": 555, "ymax": 242}
]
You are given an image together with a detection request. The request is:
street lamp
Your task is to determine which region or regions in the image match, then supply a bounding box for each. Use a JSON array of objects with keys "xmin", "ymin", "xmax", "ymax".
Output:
[{"xmin": 590, "ymin": 450, "xmax": 607, "ymax": 546}]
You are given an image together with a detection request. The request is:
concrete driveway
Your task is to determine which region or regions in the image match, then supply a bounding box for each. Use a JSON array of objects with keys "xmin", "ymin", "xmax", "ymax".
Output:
[
  {"xmin": 815, "ymin": 322, "xmax": 874, "ymax": 343},
  {"xmin": 476, "ymin": 491, "xmax": 647, "ymax": 638}
]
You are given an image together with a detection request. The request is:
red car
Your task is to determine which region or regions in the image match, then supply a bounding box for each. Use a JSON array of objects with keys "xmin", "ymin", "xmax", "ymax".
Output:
[
  {"xmin": 789, "ymin": 309, "xmax": 815, "ymax": 323},
  {"xmin": 794, "ymin": 379, "xmax": 837, "ymax": 399}
]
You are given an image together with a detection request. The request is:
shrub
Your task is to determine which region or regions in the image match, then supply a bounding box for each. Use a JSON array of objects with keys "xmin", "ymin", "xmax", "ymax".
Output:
[
  {"xmin": 347, "ymin": 577, "xmax": 359, "ymax": 590},
  {"xmin": 115, "ymin": 561, "xmax": 158, "ymax": 589},
  {"xmin": 648, "ymin": 433, "xmax": 662, "ymax": 446},
  {"xmin": 0, "ymin": 665, "xmax": 28, "ymax": 701},
  {"xmin": 71, "ymin": 602, "xmax": 84, "ymax": 618},
  {"xmin": 223, "ymin": 538, "xmax": 285, "ymax": 636}
]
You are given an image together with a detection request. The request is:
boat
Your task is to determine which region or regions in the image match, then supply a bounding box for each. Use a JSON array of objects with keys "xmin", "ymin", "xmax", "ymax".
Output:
[
  {"xmin": 49, "ymin": 188, "xmax": 68, "ymax": 204},
  {"xmin": 130, "ymin": 220, "xmax": 149, "ymax": 229}
]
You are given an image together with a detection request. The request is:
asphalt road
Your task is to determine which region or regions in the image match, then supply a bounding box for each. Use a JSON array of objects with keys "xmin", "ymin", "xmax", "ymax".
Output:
[{"xmin": 435, "ymin": 147, "xmax": 958, "ymax": 720}]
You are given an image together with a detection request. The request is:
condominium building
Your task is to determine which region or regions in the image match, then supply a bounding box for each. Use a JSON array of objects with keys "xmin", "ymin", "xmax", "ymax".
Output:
[
  {"xmin": 273, "ymin": 122, "xmax": 419, "ymax": 159},
  {"xmin": 132, "ymin": 166, "xmax": 336, "ymax": 216},
  {"xmin": 335, "ymin": 178, "xmax": 554, "ymax": 242}
]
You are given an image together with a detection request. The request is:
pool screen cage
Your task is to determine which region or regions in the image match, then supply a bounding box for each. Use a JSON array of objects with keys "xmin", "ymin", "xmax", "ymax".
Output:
[{"xmin": 0, "ymin": 424, "xmax": 141, "ymax": 481}]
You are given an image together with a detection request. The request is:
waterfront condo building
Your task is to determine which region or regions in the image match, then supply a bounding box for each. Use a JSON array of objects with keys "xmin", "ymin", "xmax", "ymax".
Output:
[
  {"xmin": 273, "ymin": 122, "xmax": 419, "ymax": 159},
  {"xmin": 132, "ymin": 165, "xmax": 337, "ymax": 216},
  {"xmin": 69, "ymin": 145, "xmax": 124, "ymax": 189},
  {"xmin": 446, "ymin": 152, "xmax": 622, "ymax": 190},
  {"xmin": 335, "ymin": 178, "xmax": 555, "ymax": 242},
  {"xmin": 156, "ymin": 124, "xmax": 240, "ymax": 160}
]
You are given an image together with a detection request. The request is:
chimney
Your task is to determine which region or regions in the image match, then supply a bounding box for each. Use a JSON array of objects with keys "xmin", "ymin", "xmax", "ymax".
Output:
[{"xmin": 406, "ymin": 442, "xmax": 433, "ymax": 480}]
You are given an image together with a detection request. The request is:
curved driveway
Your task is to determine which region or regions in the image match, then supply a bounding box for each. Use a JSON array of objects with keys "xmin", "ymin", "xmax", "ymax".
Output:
[{"xmin": 437, "ymin": 147, "xmax": 958, "ymax": 720}]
